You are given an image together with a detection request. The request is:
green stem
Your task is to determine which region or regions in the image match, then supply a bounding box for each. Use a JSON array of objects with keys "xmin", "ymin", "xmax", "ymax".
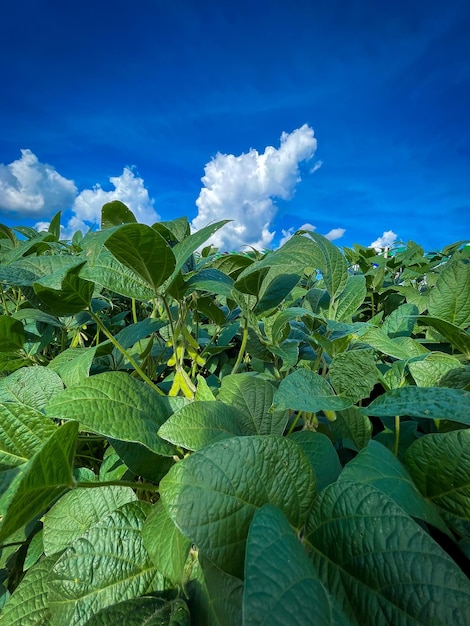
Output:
[
  {"xmin": 0, "ymin": 283, "xmax": 9, "ymax": 315},
  {"xmin": 231, "ymin": 316, "xmax": 249, "ymax": 374},
  {"xmin": 394, "ymin": 415, "xmax": 400, "ymax": 456},
  {"xmin": 88, "ymin": 309, "xmax": 164, "ymax": 396},
  {"xmin": 287, "ymin": 410, "xmax": 303, "ymax": 436}
]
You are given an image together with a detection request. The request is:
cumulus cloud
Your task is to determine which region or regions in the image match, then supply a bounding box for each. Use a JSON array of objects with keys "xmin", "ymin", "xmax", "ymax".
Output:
[
  {"xmin": 278, "ymin": 222, "xmax": 346, "ymax": 247},
  {"xmin": 0, "ymin": 149, "xmax": 77, "ymax": 216},
  {"xmin": 370, "ymin": 230, "xmax": 397, "ymax": 251},
  {"xmin": 191, "ymin": 124, "xmax": 317, "ymax": 251}
]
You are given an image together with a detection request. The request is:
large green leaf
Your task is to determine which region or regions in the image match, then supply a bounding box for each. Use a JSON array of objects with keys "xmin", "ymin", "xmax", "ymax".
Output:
[
  {"xmin": 83, "ymin": 597, "xmax": 190, "ymax": 626},
  {"xmin": 185, "ymin": 268, "xmax": 234, "ymax": 298},
  {"xmin": 101, "ymin": 200, "xmax": 137, "ymax": 229},
  {"xmin": 45, "ymin": 372, "xmax": 175, "ymax": 456},
  {"xmin": 33, "ymin": 264, "xmax": 94, "ymax": 316},
  {"xmin": 0, "ymin": 421, "xmax": 78, "ymax": 542},
  {"xmin": 81, "ymin": 248, "xmax": 154, "ymax": 300},
  {"xmin": 104, "ymin": 223, "xmax": 176, "ymax": 292},
  {"xmin": 0, "ymin": 554, "xmax": 58, "ymax": 626},
  {"xmin": 43, "ymin": 485, "xmax": 137, "ymax": 555},
  {"xmin": 142, "ymin": 500, "xmax": 191, "ymax": 585},
  {"xmin": 160, "ymin": 435, "xmax": 316, "ymax": 577},
  {"xmin": 405, "ymin": 429, "xmax": 470, "ymax": 520},
  {"xmin": 0, "ymin": 402, "xmax": 57, "ymax": 470},
  {"xmin": 0, "ymin": 316, "xmax": 25, "ymax": 351},
  {"xmin": 306, "ymin": 481, "xmax": 470, "ymax": 625},
  {"xmin": 362, "ymin": 386, "xmax": 470, "ymax": 423},
  {"xmin": 48, "ymin": 501, "xmax": 159, "ymax": 626},
  {"xmin": 333, "ymin": 274, "xmax": 366, "ymax": 321},
  {"xmin": 329, "ymin": 348, "xmax": 378, "ymax": 403},
  {"xmin": 408, "ymin": 352, "xmax": 463, "ymax": 387},
  {"xmin": 307, "ymin": 232, "xmax": 348, "ymax": 300},
  {"xmin": 339, "ymin": 441, "xmax": 449, "ymax": 533},
  {"xmin": 243, "ymin": 505, "xmax": 347, "ymax": 626},
  {"xmin": 381, "ymin": 303, "xmax": 418, "ymax": 338},
  {"xmin": 0, "ymin": 366, "xmax": 63, "ymax": 409},
  {"xmin": 428, "ymin": 259, "xmax": 470, "ymax": 327},
  {"xmin": 48, "ymin": 346, "xmax": 97, "ymax": 387},
  {"xmin": 289, "ymin": 431, "xmax": 342, "ymax": 492},
  {"xmin": 273, "ymin": 368, "xmax": 353, "ymax": 413},
  {"xmin": 217, "ymin": 373, "xmax": 288, "ymax": 435},
  {"xmin": 253, "ymin": 269, "xmax": 300, "ymax": 316},
  {"xmin": 360, "ymin": 327, "xmax": 428, "ymax": 360},
  {"xmin": 158, "ymin": 401, "xmax": 244, "ymax": 451}
]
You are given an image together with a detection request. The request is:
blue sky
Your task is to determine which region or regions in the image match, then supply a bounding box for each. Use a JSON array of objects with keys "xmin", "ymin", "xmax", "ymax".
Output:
[{"xmin": 0, "ymin": 0, "xmax": 469, "ymax": 251}]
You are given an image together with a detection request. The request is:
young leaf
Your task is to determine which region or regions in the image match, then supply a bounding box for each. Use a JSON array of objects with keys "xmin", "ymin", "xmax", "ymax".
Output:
[
  {"xmin": 362, "ymin": 386, "xmax": 470, "ymax": 424},
  {"xmin": 45, "ymin": 372, "xmax": 175, "ymax": 456},
  {"xmin": 101, "ymin": 200, "xmax": 137, "ymax": 229},
  {"xmin": 217, "ymin": 373, "xmax": 289, "ymax": 435},
  {"xmin": 104, "ymin": 223, "xmax": 176, "ymax": 292},
  {"xmin": 307, "ymin": 231, "xmax": 348, "ymax": 300},
  {"xmin": 0, "ymin": 316, "xmax": 25, "ymax": 351},
  {"xmin": 243, "ymin": 505, "xmax": 347, "ymax": 626},
  {"xmin": 405, "ymin": 429, "xmax": 470, "ymax": 520},
  {"xmin": 158, "ymin": 401, "xmax": 244, "ymax": 450},
  {"xmin": 306, "ymin": 481, "xmax": 470, "ymax": 625},
  {"xmin": 142, "ymin": 500, "xmax": 191, "ymax": 585},
  {"xmin": 273, "ymin": 368, "xmax": 353, "ymax": 413},
  {"xmin": 160, "ymin": 435, "xmax": 316, "ymax": 578},
  {"xmin": 0, "ymin": 421, "xmax": 78, "ymax": 542}
]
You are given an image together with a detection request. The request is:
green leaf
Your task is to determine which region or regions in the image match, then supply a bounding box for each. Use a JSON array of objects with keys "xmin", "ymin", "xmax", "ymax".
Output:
[
  {"xmin": 329, "ymin": 348, "xmax": 378, "ymax": 403},
  {"xmin": 273, "ymin": 368, "xmax": 353, "ymax": 413},
  {"xmin": 243, "ymin": 505, "xmax": 345, "ymax": 626},
  {"xmin": 360, "ymin": 327, "xmax": 427, "ymax": 360},
  {"xmin": 405, "ymin": 429, "xmax": 470, "ymax": 520},
  {"xmin": 253, "ymin": 270, "xmax": 300, "ymax": 316},
  {"xmin": 289, "ymin": 431, "xmax": 342, "ymax": 492},
  {"xmin": 104, "ymin": 223, "xmax": 176, "ymax": 292},
  {"xmin": 333, "ymin": 274, "xmax": 366, "ymax": 321},
  {"xmin": 186, "ymin": 555, "xmax": 243, "ymax": 626},
  {"xmin": 83, "ymin": 597, "xmax": 190, "ymax": 626},
  {"xmin": 0, "ymin": 421, "xmax": 78, "ymax": 542},
  {"xmin": 33, "ymin": 264, "xmax": 94, "ymax": 316},
  {"xmin": 417, "ymin": 316, "xmax": 470, "ymax": 356},
  {"xmin": 158, "ymin": 401, "xmax": 244, "ymax": 450},
  {"xmin": 362, "ymin": 386, "xmax": 470, "ymax": 424},
  {"xmin": 329, "ymin": 406, "xmax": 372, "ymax": 450},
  {"xmin": 43, "ymin": 485, "xmax": 137, "ymax": 556},
  {"xmin": 45, "ymin": 372, "xmax": 175, "ymax": 456},
  {"xmin": 0, "ymin": 402, "xmax": 57, "ymax": 470},
  {"xmin": 408, "ymin": 352, "xmax": 463, "ymax": 387},
  {"xmin": 81, "ymin": 248, "xmax": 154, "ymax": 300},
  {"xmin": 306, "ymin": 480, "xmax": 470, "ymax": 625},
  {"xmin": 142, "ymin": 500, "xmax": 191, "ymax": 585},
  {"xmin": 185, "ymin": 268, "xmax": 234, "ymax": 299},
  {"xmin": 0, "ymin": 316, "xmax": 25, "ymax": 351},
  {"xmin": 160, "ymin": 435, "xmax": 316, "ymax": 577},
  {"xmin": 48, "ymin": 501, "xmax": 159, "ymax": 626},
  {"xmin": 0, "ymin": 554, "xmax": 58, "ymax": 626},
  {"xmin": 428, "ymin": 259, "xmax": 470, "ymax": 327},
  {"xmin": 339, "ymin": 441, "xmax": 449, "ymax": 533},
  {"xmin": 382, "ymin": 303, "xmax": 418, "ymax": 338},
  {"xmin": 217, "ymin": 373, "xmax": 288, "ymax": 435},
  {"xmin": 307, "ymin": 232, "xmax": 348, "ymax": 300},
  {"xmin": 48, "ymin": 346, "xmax": 97, "ymax": 387},
  {"xmin": 101, "ymin": 200, "xmax": 137, "ymax": 229},
  {"xmin": 0, "ymin": 366, "xmax": 63, "ymax": 409}
]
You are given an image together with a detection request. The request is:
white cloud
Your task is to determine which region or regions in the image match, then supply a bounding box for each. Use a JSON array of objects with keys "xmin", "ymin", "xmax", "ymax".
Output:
[
  {"xmin": 0, "ymin": 149, "xmax": 77, "ymax": 216},
  {"xmin": 324, "ymin": 227, "xmax": 346, "ymax": 241},
  {"xmin": 71, "ymin": 166, "xmax": 159, "ymax": 229},
  {"xmin": 370, "ymin": 230, "xmax": 397, "ymax": 251},
  {"xmin": 191, "ymin": 124, "xmax": 317, "ymax": 251}
]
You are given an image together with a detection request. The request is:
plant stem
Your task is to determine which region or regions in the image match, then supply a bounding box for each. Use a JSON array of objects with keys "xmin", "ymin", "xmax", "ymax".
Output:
[
  {"xmin": 231, "ymin": 316, "xmax": 248, "ymax": 374},
  {"xmin": 287, "ymin": 410, "xmax": 303, "ymax": 435},
  {"xmin": 88, "ymin": 309, "xmax": 165, "ymax": 396},
  {"xmin": 394, "ymin": 415, "xmax": 400, "ymax": 456}
]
